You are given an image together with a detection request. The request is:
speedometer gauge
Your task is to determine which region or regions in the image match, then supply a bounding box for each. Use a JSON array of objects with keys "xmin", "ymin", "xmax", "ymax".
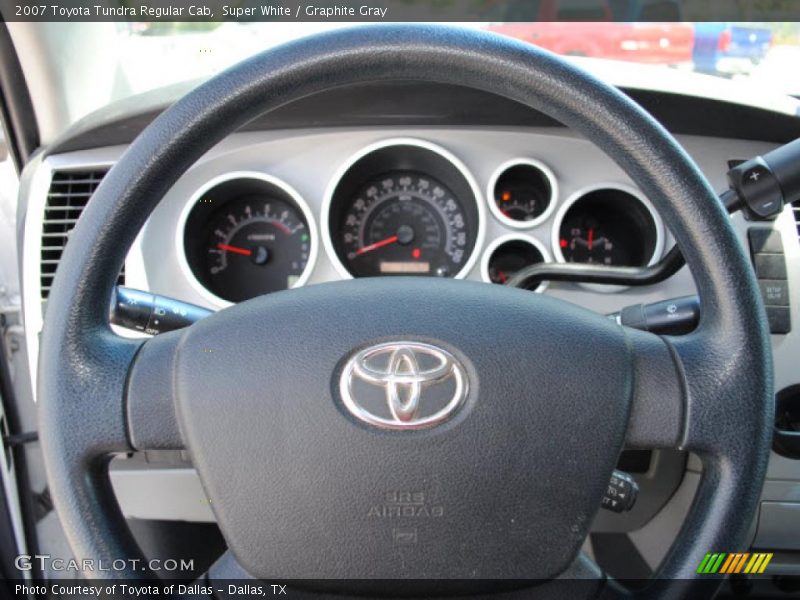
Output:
[
  {"xmin": 182, "ymin": 174, "xmax": 317, "ymax": 304},
  {"xmin": 326, "ymin": 140, "xmax": 482, "ymax": 279},
  {"xmin": 339, "ymin": 172, "xmax": 469, "ymax": 278}
]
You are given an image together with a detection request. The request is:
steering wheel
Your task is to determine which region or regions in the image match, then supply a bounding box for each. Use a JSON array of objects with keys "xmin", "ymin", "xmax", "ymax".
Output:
[{"xmin": 39, "ymin": 25, "xmax": 773, "ymax": 598}]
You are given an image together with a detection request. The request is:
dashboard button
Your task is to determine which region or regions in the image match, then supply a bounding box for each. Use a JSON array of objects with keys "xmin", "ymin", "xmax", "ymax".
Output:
[
  {"xmin": 759, "ymin": 280, "xmax": 790, "ymax": 307},
  {"xmin": 753, "ymin": 254, "xmax": 788, "ymax": 280},
  {"xmin": 765, "ymin": 306, "xmax": 792, "ymax": 335},
  {"xmin": 748, "ymin": 228, "xmax": 785, "ymax": 254}
]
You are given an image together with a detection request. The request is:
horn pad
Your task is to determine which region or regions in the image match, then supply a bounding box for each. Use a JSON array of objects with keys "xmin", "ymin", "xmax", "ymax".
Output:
[{"xmin": 174, "ymin": 278, "xmax": 633, "ymax": 579}]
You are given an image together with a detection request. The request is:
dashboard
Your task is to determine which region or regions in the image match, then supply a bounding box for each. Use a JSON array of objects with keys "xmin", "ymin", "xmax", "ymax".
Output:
[
  {"xmin": 15, "ymin": 81, "xmax": 800, "ymax": 575},
  {"xmin": 93, "ymin": 127, "xmax": 682, "ymax": 314}
]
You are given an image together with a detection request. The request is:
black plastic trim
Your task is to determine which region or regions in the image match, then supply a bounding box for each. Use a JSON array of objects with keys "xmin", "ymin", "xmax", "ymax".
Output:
[
  {"xmin": 44, "ymin": 82, "xmax": 800, "ymax": 157},
  {"xmin": 0, "ymin": 23, "xmax": 39, "ymax": 169}
]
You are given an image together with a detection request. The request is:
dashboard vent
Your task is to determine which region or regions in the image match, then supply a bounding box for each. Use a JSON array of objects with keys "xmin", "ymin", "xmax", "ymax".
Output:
[
  {"xmin": 41, "ymin": 169, "xmax": 123, "ymax": 299},
  {"xmin": 793, "ymin": 199, "xmax": 800, "ymax": 241}
]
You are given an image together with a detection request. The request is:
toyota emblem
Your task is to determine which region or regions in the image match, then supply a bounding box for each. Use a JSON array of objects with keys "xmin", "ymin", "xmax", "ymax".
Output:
[{"xmin": 339, "ymin": 341, "xmax": 468, "ymax": 430}]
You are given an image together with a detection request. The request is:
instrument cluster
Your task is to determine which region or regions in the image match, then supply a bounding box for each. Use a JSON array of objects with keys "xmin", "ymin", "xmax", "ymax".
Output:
[{"xmin": 179, "ymin": 138, "xmax": 664, "ymax": 305}]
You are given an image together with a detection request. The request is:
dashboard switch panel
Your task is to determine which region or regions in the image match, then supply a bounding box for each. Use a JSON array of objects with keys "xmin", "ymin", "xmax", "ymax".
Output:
[{"xmin": 748, "ymin": 227, "xmax": 791, "ymax": 334}]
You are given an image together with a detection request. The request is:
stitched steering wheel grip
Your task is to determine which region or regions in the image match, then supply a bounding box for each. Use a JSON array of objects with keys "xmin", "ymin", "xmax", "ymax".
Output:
[{"xmin": 38, "ymin": 25, "xmax": 773, "ymax": 598}]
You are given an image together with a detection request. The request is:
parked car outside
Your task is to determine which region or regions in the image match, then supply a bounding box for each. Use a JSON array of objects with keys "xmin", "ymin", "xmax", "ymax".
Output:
[
  {"xmin": 693, "ymin": 22, "xmax": 773, "ymax": 76},
  {"xmin": 488, "ymin": 21, "xmax": 694, "ymax": 65}
]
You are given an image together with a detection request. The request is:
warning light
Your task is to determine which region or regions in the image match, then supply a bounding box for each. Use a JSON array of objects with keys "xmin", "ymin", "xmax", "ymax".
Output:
[
  {"xmin": 559, "ymin": 239, "xmax": 568, "ymax": 248},
  {"xmin": 412, "ymin": 248, "xmax": 422, "ymax": 259},
  {"xmin": 501, "ymin": 191, "xmax": 511, "ymax": 202}
]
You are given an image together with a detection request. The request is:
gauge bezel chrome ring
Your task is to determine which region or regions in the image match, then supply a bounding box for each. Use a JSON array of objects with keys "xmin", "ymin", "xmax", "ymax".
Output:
[
  {"xmin": 176, "ymin": 171, "xmax": 319, "ymax": 308},
  {"xmin": 550, "ymin": 182, "xmax": 665, "ymax": 293},
  {"xmin": 486, "ymin": 157, "xmax": 559, "ymax": 230},
  {"xmin": 480, "ymin": 233, "xmax": 552, "ymax": 293},
  {"xmin": 321, "ymin": 137, "xmax": 486, "ymax": 280}
]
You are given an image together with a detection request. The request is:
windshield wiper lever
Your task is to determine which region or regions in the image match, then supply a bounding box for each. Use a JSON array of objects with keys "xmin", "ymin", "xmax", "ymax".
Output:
[
  {"xmin": 110, "ymin": 286, "xmax": 213, "ymax": 335},
  {"xmin": 608, "ymin": 295, "xmax": 700, "ymax": 336}
]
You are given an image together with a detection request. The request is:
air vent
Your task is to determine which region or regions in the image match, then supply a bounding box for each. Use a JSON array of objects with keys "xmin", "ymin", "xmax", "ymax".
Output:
[
  {"xmin": 793, "ymin": 199, "xmax": 800, "ymax": 240},
  {"xmin": 41, "ymin": 169, "xmax": 124, "ymax": 300}
]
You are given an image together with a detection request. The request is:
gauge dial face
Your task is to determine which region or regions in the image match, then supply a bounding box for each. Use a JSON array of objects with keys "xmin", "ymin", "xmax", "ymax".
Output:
[
  {"xmin": 557, "ymin": 188, "xmax": 657, "ymax": 267},
  {"xmin": 560, "ymin": 217, "xmax": 622, "ymax": 265},
  {"xmin": 492, "ymin": 163, "xmax": 553, "ymax": 224},
  {"xmin": 487, "ymin": 239, "xmax": 545, "ymax": 286},
  {"xmin": 337, "ymin": 172, "xmax": 472, "ymax": 278},
  {"xmin": 205, "ymin": 196, "xmax": 310, "ymax": 300},
  {"xmin": 183, "ymin": 178, "xmax": 313, "ymax": 303}
]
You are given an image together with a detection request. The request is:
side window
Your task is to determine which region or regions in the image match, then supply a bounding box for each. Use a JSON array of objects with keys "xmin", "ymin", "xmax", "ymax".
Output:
[{"xmin": 0, "ymin": 128, "xmax": 20, "ymax": 307}]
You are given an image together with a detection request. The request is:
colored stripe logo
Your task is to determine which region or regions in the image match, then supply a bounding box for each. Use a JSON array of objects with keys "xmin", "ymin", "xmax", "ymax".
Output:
[{"xmin": 697, "ymin": 552, "xmax": 773, "ymax": 574}]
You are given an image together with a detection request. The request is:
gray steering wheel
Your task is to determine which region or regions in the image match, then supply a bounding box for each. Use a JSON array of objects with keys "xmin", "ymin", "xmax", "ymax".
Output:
[{"xmin": 38, "ymin": 25, "xmax": 773, "ymax": 599}]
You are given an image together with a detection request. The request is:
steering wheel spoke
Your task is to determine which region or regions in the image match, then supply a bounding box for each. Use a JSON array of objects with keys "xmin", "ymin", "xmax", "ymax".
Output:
[
  {"xmin": 624, "ymin": 328, "xmax": 686, "ymax": 450},
  {"xmin": 125, "ymin": 330, "xmax": 185, "ymax": 451}
]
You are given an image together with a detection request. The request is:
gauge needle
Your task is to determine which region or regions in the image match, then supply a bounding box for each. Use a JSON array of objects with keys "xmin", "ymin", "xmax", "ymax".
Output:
[
  {"xmin": 587, "ymin": 228, "xmax": 594, "ymax": 251},
  {"xmin": 217, "ymin": 243, "xmax": 252, "ymax": 256},
  {"xmin": 355, "ymin": 235, "xmax": 399, "ymax": 256}
]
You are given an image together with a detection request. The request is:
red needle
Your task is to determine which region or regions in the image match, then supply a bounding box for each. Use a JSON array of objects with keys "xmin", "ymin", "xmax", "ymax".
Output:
[
  {"xmin": 217, "ymin": 243, "xmax": 252, "ymax": 256},
  {"xmin": 587, "ymin": 228, "xmax": 594, "ymax": 251},
  {"xmin": 272, "ymin": 221, "xmax": 292, "ymax": 235},
  {"xmin": 356, "ymin": 235, "xmax": 399, "ymax": 256}
]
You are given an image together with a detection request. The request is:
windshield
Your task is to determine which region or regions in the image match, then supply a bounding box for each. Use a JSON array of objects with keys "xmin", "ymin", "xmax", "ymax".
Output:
[{"xmin": 23, "ymin": 21, "xmax": 800, "ymax": 134}]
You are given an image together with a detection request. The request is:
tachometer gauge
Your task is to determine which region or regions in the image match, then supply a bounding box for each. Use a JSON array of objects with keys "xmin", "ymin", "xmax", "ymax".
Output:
[
  {"xmin": 338, "ymin": 172, "xmax": 469, "ymax": 278},
  {"xmin": 205, "ymin": 196, "xmax": 310, "ymax": 296},
  {"xmin": 182, "ymin": 175, "xmax": 316, "ymax": 304}
]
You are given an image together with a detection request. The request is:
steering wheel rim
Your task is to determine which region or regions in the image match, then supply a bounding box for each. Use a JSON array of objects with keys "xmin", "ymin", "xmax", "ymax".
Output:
[{"xmin": 39, "ymin": 24, "xmax": 773, "ymax": 597}]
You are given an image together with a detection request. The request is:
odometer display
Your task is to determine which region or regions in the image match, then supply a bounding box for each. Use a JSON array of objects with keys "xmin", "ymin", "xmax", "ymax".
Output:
[{"xmin": 337, "ymin": 172, "xmax": 471, "ymax": 278}]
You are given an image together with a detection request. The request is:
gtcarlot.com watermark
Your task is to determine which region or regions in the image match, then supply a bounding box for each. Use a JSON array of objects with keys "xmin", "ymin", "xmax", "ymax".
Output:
[{"xmin": 15, "ymin": 554, "xmax": 194, "ymax": 573}]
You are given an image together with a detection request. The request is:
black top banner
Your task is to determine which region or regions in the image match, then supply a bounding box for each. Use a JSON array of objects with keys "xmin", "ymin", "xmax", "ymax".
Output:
[{"xmin": 2, "ymin": 0, "xmax": 800, "ymax": 22}]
